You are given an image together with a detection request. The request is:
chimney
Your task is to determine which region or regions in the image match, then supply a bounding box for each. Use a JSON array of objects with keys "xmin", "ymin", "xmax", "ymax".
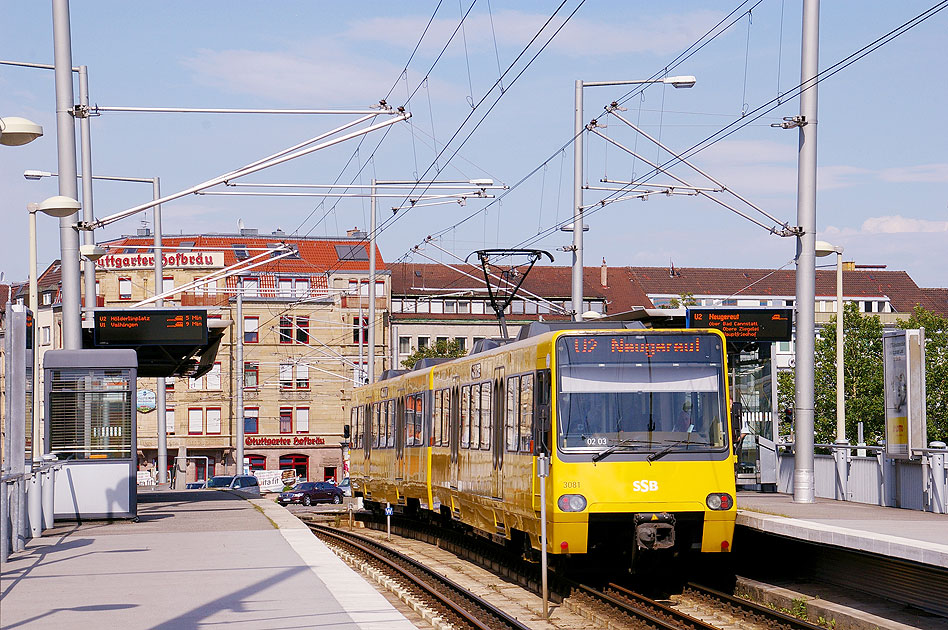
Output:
[
  {"xmin": 600, "ymin": 258, "xmax": 608, "ymax": 287},
  {"xmin": 347, "ymin": 227, "xmax": 367, "ymax": 238},
  {"xmin": 239, "ymin": 227, "xmax": 258, "ymax": 236}
]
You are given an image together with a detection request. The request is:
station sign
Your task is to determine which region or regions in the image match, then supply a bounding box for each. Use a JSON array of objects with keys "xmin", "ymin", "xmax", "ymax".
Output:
[
  {"xmin": 94, "ymin": 309, "xmax": 208, "ymax": 346},
  {"xmin": 686, "ymin": 308, "xmax": 793, "ymax": 342}
]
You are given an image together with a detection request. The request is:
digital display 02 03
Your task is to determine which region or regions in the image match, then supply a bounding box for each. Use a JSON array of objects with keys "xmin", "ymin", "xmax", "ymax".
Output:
[
  {"xmin": 561, "ymin": 333, "xmax": 721, "ymax": 363},
  {"xmin": 94, "ymin": 310, "xmax": 208, "ymax": 346}
]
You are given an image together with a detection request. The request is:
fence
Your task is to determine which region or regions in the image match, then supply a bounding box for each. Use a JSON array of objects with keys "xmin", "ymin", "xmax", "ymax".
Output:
[{"xmin": 775, "ymin": 443, "xmax": 947, "ymax": 513}]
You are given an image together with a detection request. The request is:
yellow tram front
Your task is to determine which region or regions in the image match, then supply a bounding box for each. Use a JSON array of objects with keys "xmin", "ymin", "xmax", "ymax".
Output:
[{"xmin": 545, "ymin": 329, "xmax": 736, "ymax": 560}]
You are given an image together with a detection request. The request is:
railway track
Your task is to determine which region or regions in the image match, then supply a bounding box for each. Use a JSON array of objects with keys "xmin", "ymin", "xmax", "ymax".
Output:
[
  {"xmin": 308, "ymin": 522, "xmax": 533, "ymax": 630},
  {"xmin": 311, "ymin": 516, "xmax": 834, "ymax": 630}
]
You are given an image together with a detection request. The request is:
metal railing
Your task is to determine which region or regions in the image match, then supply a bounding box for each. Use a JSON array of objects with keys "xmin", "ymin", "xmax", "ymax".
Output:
[
  {"xmin": 1, "ymin": 459, "xmax": 63, "ymax": 562},
  {"xmin": 775, "ymin": 441, "xmax": 947, "ymax": 513}
]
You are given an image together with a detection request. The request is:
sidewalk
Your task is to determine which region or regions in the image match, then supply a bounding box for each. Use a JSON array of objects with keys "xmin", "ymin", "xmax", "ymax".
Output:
[{"xmin": 0, "ymin": 489, "xmax": 418, "ymax": 630}]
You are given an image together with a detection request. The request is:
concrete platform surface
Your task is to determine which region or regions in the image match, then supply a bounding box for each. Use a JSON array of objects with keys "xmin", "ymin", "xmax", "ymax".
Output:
[
  {"xmin": 736, "ymin": 491, "xmax": 948, "ymax": 568},
  {"xmin": 0, "ymin": 489, "xmax": 418, "ymax": 630}
]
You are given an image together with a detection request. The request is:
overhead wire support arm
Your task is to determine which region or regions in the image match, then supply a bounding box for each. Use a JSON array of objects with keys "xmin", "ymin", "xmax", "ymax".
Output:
[
  {"xmin": 604, "ymin": 106, "xmax": 794, "ymax": 235},
  {"xmin": 79, "ymin": 110, "xmax": 411, "ymax": 230},
  {"xmin": 587, "ymin": 125, "xmax": 783, "ymax": 235}
]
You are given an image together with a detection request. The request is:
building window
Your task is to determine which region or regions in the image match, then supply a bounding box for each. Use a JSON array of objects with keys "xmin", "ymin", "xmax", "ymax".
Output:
[
  {"xmin": 162, "ymin": 276, "xmax": 175, "ymax": 296},
  {"xmin": 244, "ymin": 408, "xmax": 258, "ymax": 434},
  {"xmin": 278, "ymin": 278, "xmax": 292, "ymax": 298},
  {"xmin": 444, "ymin": 300, "xmax": 456, "ymax": 314},
  {"xmin": 280, "ymin": 364, "xmax": 293, "ymax": 389},
  {"xmin": 206, "ymin": 408, "xmax": 222, "ymax": 435},
  {"xmin": 296, "ymin": 317, "xmax": 309, "ymax": 344},
  {"xmin": 454, "ymin": 337, "xmax": 467, "ymax": 352},
  {"xmin": 280, "ymin": 408, "xmax": 293, "ymax": 434},
  {"xmin": 42, "ymin": 291, "xmax": 52, "ymax": 306},
  {"xmin": 206, "ymin": 363, "xmax": 221, "ymax": 390},
  {"xmin": 119, "ymin": 278, "xmax": 132, "ymax": 300},
  {"xmin": 188, "ymin": 408, "xmax": 203, "ymax": 435},
  {"xmin": 244, "ymin": 317, "xmax": 258, "ymax": 343},
  {"xmin": 279, "ymin": 454, "xmax": 308, "ymax": 481},
  {"xmin": 399, "ymin": 336, "xmax": 411, "ymax": 354},
  {"xmin": 352, "ymin": 362, "xmax": 368, "ymax": 386},
  {"xmin": 279, "ymin": 316, "xmax": 293, "ymax": 343},
  {"xmin": 248, "ymin": 454, "xmax": 265, "ymax": 471},
  {"xmin": 244, "ymin": 362, "xmax": 259, "ymax": 389},
  {"xmin": 41, "ymin": 326, "xmax": 51, "ymax": 346},
  {"xmin": 243, "ymin": 278, "xmax": 258, "ymax": 297},
  {"xmin": 166, "ymin": 377, "xmax": 175, "ymax": 392},
  {"xmin": 296, "ymin": 408, "xmax": 309, "ymax": 433},
  {"xmin": 232, "ymin": 243, "xmax": 249, "ymax": 260},
  {"xmin": 418, "ymin": 336, "xmax": 429, "ymax": 350},
  {"xmin": 353, "ymin": 316, "xmax": 368, "ymax": 344},
  {"xmin": 295, "ymin": 279, "xmax": 309, "ymax": 297},
  {"xmin": 166, "ymin": 408, "xmax": 175, "ymax": 434},
  {"xmin": 296, "ymin": 364, "xmax": 310, "ymax": 389}
]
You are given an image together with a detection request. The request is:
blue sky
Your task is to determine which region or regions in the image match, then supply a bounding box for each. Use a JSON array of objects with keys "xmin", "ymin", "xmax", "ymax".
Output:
[{"xmin": 2, "ymin": 1, "xmax": 946, "ymax": 289}]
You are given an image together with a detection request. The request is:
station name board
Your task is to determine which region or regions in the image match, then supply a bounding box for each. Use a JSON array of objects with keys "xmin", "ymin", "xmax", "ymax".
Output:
[
  {"xmin": 686, "ymin": 308, "xmax": 793, "ymax": 342},
  {"xmin": 94, "ymin": 310, "xmax": 208, "ymax": 346}
]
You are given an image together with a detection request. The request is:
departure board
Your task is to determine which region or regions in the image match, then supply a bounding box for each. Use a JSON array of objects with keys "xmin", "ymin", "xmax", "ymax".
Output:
[
  {"xmin": 94, "ymin": 310, "xmax": 208, "ymax": 346},
  {"xmin": 686, "ymin": 308, "xmax": 792, "ymax": 342}
]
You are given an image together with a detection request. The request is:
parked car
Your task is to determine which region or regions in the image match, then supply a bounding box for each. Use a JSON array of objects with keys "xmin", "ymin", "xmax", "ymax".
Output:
[
  {"xmin": 278, "ymin": 481, "xmax": 343, "ymax": 506},
  {"xmin": 186, "ymin": 481, "xmax": 206, "ymax": 489},
  {"xmin": 206, "ymin": 474, "xmax": 261, "ymax": 497},
  {"xmin": 337, "ymin": 478, "xmax": 352, "ymax": 497}
]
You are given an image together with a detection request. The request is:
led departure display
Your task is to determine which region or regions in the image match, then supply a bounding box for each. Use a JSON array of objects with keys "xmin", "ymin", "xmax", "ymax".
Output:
[
  {"xmin": 686, "ymin": 308, "xmax": 792, "ymax": 342},
  {"xmin": 561, "ymin": 333, "xmax": 721, "ymax": 363},
  {"xmin": 94, "ymin": 310, "xmax": 208, "ymax": 346}
]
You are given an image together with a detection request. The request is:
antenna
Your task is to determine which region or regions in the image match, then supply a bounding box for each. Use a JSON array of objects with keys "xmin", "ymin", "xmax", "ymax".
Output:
[{"xmin": 237, "ymin": 218, "xmax": 245, "ymax": 232}]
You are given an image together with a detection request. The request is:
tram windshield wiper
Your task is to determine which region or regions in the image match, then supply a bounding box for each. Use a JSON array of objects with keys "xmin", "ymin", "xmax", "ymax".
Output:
[
  {"xmin": 591, "ymin": 438, "xmax": 650, "ymax": 463},
  {"xmin": 647, "ymin": 438, "xmax": 712, "ymax": 462}
]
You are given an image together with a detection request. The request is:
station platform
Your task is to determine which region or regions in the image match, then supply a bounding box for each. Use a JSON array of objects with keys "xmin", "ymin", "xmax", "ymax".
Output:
[
  {"xmin": 736, "ymin": 491, "xmax": 948, "ymax": 569},
  {"xmin": 0, "ymin": 489, "xmax": 418, "ymax": 630}
]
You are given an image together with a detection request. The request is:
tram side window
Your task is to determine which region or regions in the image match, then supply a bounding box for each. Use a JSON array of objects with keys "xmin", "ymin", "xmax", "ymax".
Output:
[
  {"xmin": 480, "ymin": 382, "xmax": 492, "ymax": 450},
  {"xmin": 351, "ymin": 407, "xmax": 359, "ymax": 449},
  {"xmin": 375, "ymin": 403, "xmax": 383, "ymax": 448},
  {"xmin": 520, "ymin": 374, "xmax": 534, "ymax": 452},
  {"xmin": 460, "ymin": 385, "xmax": 471, "ymax": 448},
  {"xmin": 534, "ymin": 369, "xmax": 552, "ymax": 455},
  {"xmin": 405, "ymin": 394, "xmax": 423, "ymax": 446},
  {"xmin": 433, "ymin": 389, "xmax": 447, "ymax": 446},
  {"xmin": 387, "ymin": 400, "xmax": 395, "ymax": 448},
  {"xmin": 506, "ymin": 376, "xmax": 520, "ymax": 452}
]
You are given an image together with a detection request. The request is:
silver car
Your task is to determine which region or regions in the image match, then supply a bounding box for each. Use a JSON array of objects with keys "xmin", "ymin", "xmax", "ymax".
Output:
[{"xmin": 206, "ymin": 474, "xmax": 261, "ymax": 497}]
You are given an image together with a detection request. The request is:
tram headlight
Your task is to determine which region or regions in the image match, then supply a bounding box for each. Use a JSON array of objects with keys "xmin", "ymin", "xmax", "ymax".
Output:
[
  {"xmin": 557, "ymin": 494, "xmax": 587, "ymax": 512},
  {"xmin": 706, "ymin": 493, "xmax": 733, "ymax": 510}
]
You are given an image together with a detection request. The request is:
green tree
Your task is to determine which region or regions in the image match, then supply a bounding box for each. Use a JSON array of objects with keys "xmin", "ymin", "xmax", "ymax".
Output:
[
  {"xmin": 897, "ymin": 306, "xmax": 948, "ymax": 444},
  {"xmin": 400, "ymin": 339, "xmax": 467, "ymax": 369},
  {"xmin": 813, "ymin": 302, "xmax": 884, "ymax": 445},
  {"xmin": 776, "ymin": 370, "xmax": 795, "ymax": 438},
  {"xmin": 658, "ymin": 292, "xmax": 699, "ymax": 309}
]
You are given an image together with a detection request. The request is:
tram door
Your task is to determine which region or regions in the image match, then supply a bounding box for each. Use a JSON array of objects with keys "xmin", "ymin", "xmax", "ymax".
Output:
[
  {"xmin": 395, "ymin": 392, "xmax": 406, "ymax": 484},
  {"xmin": 450, "ymin": 377, "xmax": 460, "ymax": 490},
  {"xmin": 492, "ymin": 367, "xmax": 505, "ymax": 500}
]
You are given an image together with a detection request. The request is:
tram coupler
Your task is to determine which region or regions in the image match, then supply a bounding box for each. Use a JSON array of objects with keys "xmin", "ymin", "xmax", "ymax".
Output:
[{"xmin": 633, "ymin": 512, "xmax": 676, "ymax": 550}]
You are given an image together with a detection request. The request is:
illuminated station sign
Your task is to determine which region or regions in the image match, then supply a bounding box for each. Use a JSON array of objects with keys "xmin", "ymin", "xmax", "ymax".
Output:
[
  {"xmin": 686, "ymin": 308, "xmax": 793, "ymax": 343},
  {"xmin": 94, "ymin": 310, "xmax": 208, "ymax": 346}
]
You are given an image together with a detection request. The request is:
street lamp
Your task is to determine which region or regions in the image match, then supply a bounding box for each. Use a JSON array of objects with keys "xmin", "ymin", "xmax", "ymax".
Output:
[
  {"xmin": 0, "ymin": 116, "xmax": 44, "ymax": 146},
  {"xmin": 572, "ymin": 76, "xmax": 696, "ymax": 320},
  {"xmin": 816, "ymin": 239, "xmax": 847, "ymax": 500},
  {"xmin": 27, "ymin": 195, "xmax": 80, "ymax": 537}
]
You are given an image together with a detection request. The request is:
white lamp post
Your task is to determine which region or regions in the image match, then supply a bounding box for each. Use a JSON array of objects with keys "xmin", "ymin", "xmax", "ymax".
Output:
[
  {"xmin": 572, "ymin": 76, "xmax": 695, "ymax": 320},
  {"xmin": 816, "ymin": 239, "xmax": 847, "ymax": 500},
  {"xmin": 28, "ymin": 195, "xmax": 81, "ymax": 537},
  {"xmin": 0, "ymin": 117, "xmax": 44, "ymax": 146}
]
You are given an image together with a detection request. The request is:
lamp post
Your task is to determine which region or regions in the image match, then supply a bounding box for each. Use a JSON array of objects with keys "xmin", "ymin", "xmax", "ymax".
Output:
[
  {"xmin": 28, "ymin": 195, "xmax": 81, "ymax": 537},
  {"xmin": 572, "ymin": 76, "xmax": 695, "ymax": 320},
  {"xmin": 0, "ymin": 117, "xmax": 44, "ymax": 146},
  {"xmin": 816, "ymin": 240, "xmax": 847, "ymax": 500}
]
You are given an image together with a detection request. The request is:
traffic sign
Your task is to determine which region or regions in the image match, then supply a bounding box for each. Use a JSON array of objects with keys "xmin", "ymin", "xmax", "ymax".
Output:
[{"xmin": 384, "ymin": 506, "xmax": 393, "ymax": 516}]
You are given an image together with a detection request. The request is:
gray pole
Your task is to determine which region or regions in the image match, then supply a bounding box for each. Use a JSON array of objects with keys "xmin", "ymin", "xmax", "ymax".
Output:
[
  {"xmin": 154, "ymin": 178, "xmax": 168, "ymax": 484},
  {"xmin": 368, "ymin": 180, "xmax": 377, "ymax": 384},
  {"xmin": 78, "ymin": 66, "xmax": 96, "ymax": 325},
  {"xmin": 793, "ymin": 0, "xmax": 820, "ymax": 504},
  {"xmin": 28, "ymin": 210, "xmax": 43, "ymax": 537},
  {"xmin": 52, "ymin": 0, "xmax": 81, "ymax": 350},
  {"xmin": 571, "ymin": 80, "xmax": 584, "ymax": 321},
  {"xmin": 835, "ymin": 251, "xmax": 845, "ymax": 442},
  {"xmin": 235, "ymin": 280, "xmax": 244, "ymax": 474}
]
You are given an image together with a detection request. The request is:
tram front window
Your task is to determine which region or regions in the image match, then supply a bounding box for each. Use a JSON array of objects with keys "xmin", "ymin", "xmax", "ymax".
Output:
[{"xmin": 555, "ymin": 333, "xmax": 727, "ymax": 457}]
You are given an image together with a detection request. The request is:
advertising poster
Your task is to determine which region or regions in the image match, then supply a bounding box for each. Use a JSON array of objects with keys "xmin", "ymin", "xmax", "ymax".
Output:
[{"xmin": 883, "ymin": 329, "xmax": 927, "ymax": 459}]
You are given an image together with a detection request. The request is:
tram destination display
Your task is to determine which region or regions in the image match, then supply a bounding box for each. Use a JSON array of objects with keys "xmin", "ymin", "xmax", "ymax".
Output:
[
  {"xmin": 94, "ymin": 309, "xmax": 208, "ymax": 346},
  {"xmin": 686, "ymin": 308, "xmax": 792, "ymax": 342}
]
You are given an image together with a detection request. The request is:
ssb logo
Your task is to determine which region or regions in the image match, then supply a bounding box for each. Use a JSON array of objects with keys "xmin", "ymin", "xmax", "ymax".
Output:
[{"xmin": 632, "ymin": 480, "xmax": 659, "ymax": 492}]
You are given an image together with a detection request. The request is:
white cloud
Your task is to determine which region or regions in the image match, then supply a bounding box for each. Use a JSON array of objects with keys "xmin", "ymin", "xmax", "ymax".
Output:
[
  {"xmin": 860, "ymin": 215, "xmax": 948, "ymax": 234},
  {"xmin": 348, "ymin": 9, "xmax": 727, "ymax": 57},
  {"xmin": 880, "ymin": 164, "xmax": 948, "ymax": 183},
  {"xmin": 182, "ymin": 47, "xmax": 404, "ymax": 105}
]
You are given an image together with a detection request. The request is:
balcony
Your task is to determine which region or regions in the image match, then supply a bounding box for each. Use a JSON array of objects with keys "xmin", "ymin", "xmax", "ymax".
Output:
[
  {"xmin": 181, "ymin": 292, "xmax": 230, "ymax": 307},
  {"xmin": 341, "ymin": 296, "xmax": 386, "ymax": 310}
]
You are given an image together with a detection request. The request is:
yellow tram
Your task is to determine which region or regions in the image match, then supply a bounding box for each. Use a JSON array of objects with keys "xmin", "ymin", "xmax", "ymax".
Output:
[{"xmin": 349, "ymin": 322, "xmax": 736, "ymax": 566}]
